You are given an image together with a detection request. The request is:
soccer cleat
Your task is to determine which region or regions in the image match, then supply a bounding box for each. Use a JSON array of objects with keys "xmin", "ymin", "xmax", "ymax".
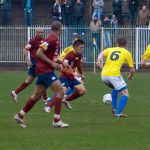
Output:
[
  {"xmin": 11, "ymin": 91, "xmax": 18, "ymax": 102},
  {"xmin": 14, "ymin": 114, "xmax": 26, "ymax": 128},
  {"xmin": 43, "ymin": 106, "xmax": 51, "ymax": 113},
  {"xmin": 113, "ymin": 113, "xmax": 128, "ymax": 118},
  {"xmin": 52, "ymin": 120, "xmax": 69, "ymax": 128},
  {"xmin": 62, "ymin": 100, "xmax": 72, "ymax": 110}
]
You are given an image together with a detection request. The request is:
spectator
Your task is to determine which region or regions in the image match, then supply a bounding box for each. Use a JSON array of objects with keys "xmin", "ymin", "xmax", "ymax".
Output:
[
  {"xmin": 52, "ymin": 0, "xmax": 62, "ymax": 22},
  {"xmin": 22, "ymin": 0, "xmax": 34, "ymax": 26},
  {"xmin": 128, "ymin": 0, "xmax": 140, "ymax": 26},
  {"xmin": 136, "ymin": 5, "xmax": 150, "ymax": 26},
  {"xmin": 73, "ymin": 0, "xmax": 85, "ymax": 26},
  {"xmin": 102, "ymin": 16, "xmax": 112, "ymax": 48},
  {"xmin": 0, "ymin": 0, "xmax": 12, "ymax": 25},
  {"xmin": 92, "ymin": 0, "xmax": 104, "ymax": 21},
  {"xmin": 112, "ymin": 0, "xmax": 122, "ymax": 25},
  {"xmin": 90, "ymin": 15, "xmax": 102, "ymax": 51},
  {"xmin": 110, "ymin": 14, "xmax": 118, "ymax": 28},
  {"xmin": 62, "ymin": 0, "xmax": 73, "ymax": 26}
]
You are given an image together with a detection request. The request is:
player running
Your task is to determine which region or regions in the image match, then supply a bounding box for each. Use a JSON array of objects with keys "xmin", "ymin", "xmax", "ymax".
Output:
[
  {"xmin": 11, "ymin": 27, "xmax": 48, "ymax": 102},
  {"xmin": 97, "ymin": 38, "xmax": 135, "ymax": 117}
]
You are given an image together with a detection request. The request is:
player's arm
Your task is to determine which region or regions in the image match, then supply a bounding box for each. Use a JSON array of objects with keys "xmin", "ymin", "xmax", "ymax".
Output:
[
  {"xmin": 125, "ymin": 52, "xmax": 135, "ymax": 80},
  {"xmin": 128, "ymin": 67, "xmax": 135, "ymax": 80},
  {"xmin": 23, "ymin": 43, "xmax": 32, "ymax": 67},
  {"xmin": 36, "ymin": 42, "xmax": 61, "ymax": 70},
  {"xmin": 77, "ymin": 62, "xmax": 85, "ymax": 79},
  {"xmin": 141, "ymin": 45, "xmax": 150, "ymax": 67},
  {"xmin": 96, "ymin": 51, "xmax": 104, "ymax": 69}
]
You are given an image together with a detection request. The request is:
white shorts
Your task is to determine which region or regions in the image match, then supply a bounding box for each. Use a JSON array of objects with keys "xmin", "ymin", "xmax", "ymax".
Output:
[{"xmin": 101, "ymin": 76, "xmax": 127, "ymax": 91}]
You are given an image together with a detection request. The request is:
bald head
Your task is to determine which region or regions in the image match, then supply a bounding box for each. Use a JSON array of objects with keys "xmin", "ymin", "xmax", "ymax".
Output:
[{"xmin": 35, "ymin": 27, "xmax": 44, "ymax": 39}]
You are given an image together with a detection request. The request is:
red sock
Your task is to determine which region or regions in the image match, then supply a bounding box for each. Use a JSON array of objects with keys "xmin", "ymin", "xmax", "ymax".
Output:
[
  {"xmin": 22, "ymin": 98, "xmax": 37, "ymax": 113},
  {"xmin": 47, "ymin": 97, "xmax": 62, "ymax": 108},
  {"xmin": 15, "ymin": 82, "xmax": 29, "ymax": 94},
  {"xmin": 54, "ymin": 114, "xmax": 61, "ymax": 123},
  {"xmin": 66, "ymin": 91, "xmax": 81, "ymax": 102}
]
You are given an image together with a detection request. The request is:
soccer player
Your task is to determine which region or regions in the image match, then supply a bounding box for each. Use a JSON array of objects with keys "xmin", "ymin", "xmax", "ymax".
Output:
[
  {"xmin": 45, "ymin": 39, "xmax": 86, "ymax": 111},
  {"xmin": 97, "ymin": 38, "xmax": 135, "ymax": 117},
  {"xmin": 11, "ymin": 27, "xmax": 48, "ymax": 102},
  {"xmin": 14, "ymin": 21, "xmax": 69, "ymax": 128},
  {"xmin": 141, "ymin": 44, "xmax": 150, "ymax": 66}
]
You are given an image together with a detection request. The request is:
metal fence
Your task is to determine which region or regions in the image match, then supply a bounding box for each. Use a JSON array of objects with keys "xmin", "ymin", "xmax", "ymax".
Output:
[{"xmin": 0, "ymin": 25, "xmax": 150, "ymax": 70}]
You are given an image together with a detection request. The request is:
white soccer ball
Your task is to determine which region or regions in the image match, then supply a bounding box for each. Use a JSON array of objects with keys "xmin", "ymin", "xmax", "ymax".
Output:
[{"xmin": 102, "ymin": 93, "xmax": 112, "ymax": 104}]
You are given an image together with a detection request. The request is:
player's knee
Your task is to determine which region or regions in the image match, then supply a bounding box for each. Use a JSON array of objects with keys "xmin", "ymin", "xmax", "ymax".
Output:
[
  {"xmin": 56, "ymin": 86, "xmax": 64, "ymax": 98},
  {"xmin": 79, "ymin": 88, "xmax": 86, "ymax": 95}
]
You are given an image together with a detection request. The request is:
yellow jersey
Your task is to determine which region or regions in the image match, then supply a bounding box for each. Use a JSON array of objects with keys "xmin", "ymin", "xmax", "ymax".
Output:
[
  {"xmin": 142, "ymin": 45, "xmax": 150, "ymax": 60},
  {"xmin": 60, "ymin": 45, "xmax": 74, "ymax": 59},
  {"xmin": 101, "ymin": 47, "xmax": 134, "ymax": 76}
]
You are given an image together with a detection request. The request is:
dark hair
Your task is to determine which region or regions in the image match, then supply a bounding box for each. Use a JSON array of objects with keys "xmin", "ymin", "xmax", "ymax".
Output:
[
  {"xmin": 117, "ymin": 38, "xmax": 127, "ymax": 47},
  {"xmin": 51, "ymin": 21, "xmax": 62, "ymax": 31},
  {"xmin": 73, "ymin": 39, "xmax": 85, "ymax": 47}
]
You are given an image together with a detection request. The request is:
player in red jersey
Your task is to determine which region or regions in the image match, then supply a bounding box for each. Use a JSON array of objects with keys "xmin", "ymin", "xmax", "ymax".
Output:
[
  {"xmin": 11, "ymin": 27, "xmax": 48, "ymax": 102},
  {"xmin": 14, "ymin": 21, "xmax": 69, "ymax": 128},
  {"xmin": 45, "ymin": 39, "xmax": 86, "ymax": 111}
]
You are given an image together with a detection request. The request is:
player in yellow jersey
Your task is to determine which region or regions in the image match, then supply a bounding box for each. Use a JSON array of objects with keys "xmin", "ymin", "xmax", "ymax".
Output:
[
  {"xmin": 141, "ymin": 44, "xmax": 150, "ymax": 66},
  {"xmin": 60, "ymin": 45, "xmax": 74, "ymax": 59},
  {"xmin": 97, "ymin": 38, "xmax": 135, "ymax": 117}
]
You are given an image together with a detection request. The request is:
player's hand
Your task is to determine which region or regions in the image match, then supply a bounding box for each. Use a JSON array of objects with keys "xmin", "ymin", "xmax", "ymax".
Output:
[
  {"xmin": 128, "ymin": 75, "xmax": 133, "ymax": 80},
  {"xmin": 96, "ymin": 61, "xmax": 103, "ymax": 69},
  {"xmin": 27, "ymin": 60, "xmax": 32, "ymax": 68},
  {"xmin": 51, "ymin": 62, "xmax": 61, "ymax": 70}
]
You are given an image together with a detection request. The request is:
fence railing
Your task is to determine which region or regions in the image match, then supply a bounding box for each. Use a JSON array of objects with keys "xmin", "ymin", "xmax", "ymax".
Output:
[{"xmin": 0, "ymin": 25, "xmax": 150, "ymax": 71}]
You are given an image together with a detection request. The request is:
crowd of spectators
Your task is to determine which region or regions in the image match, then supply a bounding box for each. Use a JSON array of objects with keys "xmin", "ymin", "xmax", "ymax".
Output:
[{"xmin": 0, "ymin": 0, "xmax": 150, "ymax": 27}]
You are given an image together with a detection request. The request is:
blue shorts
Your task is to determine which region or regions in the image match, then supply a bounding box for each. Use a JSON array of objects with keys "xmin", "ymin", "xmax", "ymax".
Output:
[
  {"xmin": 36, "ymin": 72, "xmax": 58, "ymax": 89},
  {"xmin": 59, "ymin": 77, "xmax": 81, "ymax": 89},
  {"xmin": 28, "ymin": 64, "xmax": 36, "ymax": 77}
]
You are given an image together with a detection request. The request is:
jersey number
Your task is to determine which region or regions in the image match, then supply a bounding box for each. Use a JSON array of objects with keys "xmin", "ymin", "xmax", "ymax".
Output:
[{"xmin": 110, "ymin": 51, "xmax": 121, "ymax": 61}]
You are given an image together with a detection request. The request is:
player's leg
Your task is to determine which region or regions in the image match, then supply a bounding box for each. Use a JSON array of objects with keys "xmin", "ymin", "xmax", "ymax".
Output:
[
  {"xmin": 111, "ymin": 89, "xmax": 118, "ymax": 114},
  {"xmin": 11, "ymin": 75, "xmax": 35, "ymax": 102},
  {"xmin": 114, "ymin": 88, "xmax": 129, "ymax": 117},
  {"xmin": 42, "ymin": 73, "xmax": 69, "ymax": 127},
  {"xmin": 66, "ymin": 84, "xmax": 86, "ymax": 102},
  {"xmin": 11, "ymin": 65, "xmax": 36, "ymax": 102},
  {"xmin": 14, "ymin": 84, "xmax": 45, "ymax": 128},
  {"xmin": 110, "ymin": 76, "xmax": 128, "ymax": 117}
]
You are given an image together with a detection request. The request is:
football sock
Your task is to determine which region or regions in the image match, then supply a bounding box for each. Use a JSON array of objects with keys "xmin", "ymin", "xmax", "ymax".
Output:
[
  {"xmin": 66, "ymin": 91, "xmax": 82, "ymax": 102},
  {"xmin": 54, "ymin": 114, "xmax": 60, "ymax": 123},
  {"xmin": 22, "ymin": 98, "xmax": 37, "ymax": 113},
  {"xmin": 15, "ymin": 82, "xmax": 29, "ymax": 94},
  {"xmin": 47, "ymin": 97, "xmax": 62, "ymax": 108},
  {"xmin": 65, "ymin": 87, "xmax": 77, "ymax": 96},
  {"xmin": 111, "ymin": 90, "xmax": 118, "ymax": 110},
  {"xmin": 116, "ymin": 95, "xmax": 128, "ymax": 114},
  {"xmin": 55, "ymin": 102, "xmax": 61, "ymax": 114}
]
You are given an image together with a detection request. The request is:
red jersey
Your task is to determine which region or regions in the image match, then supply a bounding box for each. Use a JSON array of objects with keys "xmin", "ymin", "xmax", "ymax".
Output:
[
  {"xmin": 25, "ymin": 37, "xmax": 43, "ymax": 64},
  {"xmin": 60, "ymin": 51, "xmax": 82, "ymax": 80},
  {"xmin": 36, "ymin": 33, "xmax": 60, "ymax": 74}
]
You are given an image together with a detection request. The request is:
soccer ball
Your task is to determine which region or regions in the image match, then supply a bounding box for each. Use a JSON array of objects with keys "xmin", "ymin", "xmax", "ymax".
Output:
[{"xmin": 102, "ymin": 93, "xmax": 112, "ymax": 104}]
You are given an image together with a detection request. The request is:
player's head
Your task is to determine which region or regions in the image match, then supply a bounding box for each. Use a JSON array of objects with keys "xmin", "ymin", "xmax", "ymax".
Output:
[
  {"xmin": 73, "ymin": 39, "xmax": 85, "ymax": 54},
  {"xmin": 35, "ymin": 27, "xmax": 44, "ymax": 39},
  {"xmin": 51, "ymin": 21, "xmax": 62, "ymax": 34},
  {"xmin": 117, "ymin": 38, "xmax": 127, "ymax": 47}
]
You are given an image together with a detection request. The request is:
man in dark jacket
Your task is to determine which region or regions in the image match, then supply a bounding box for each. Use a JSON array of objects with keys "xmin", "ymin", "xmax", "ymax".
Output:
[
  {"xmin": 0, "ymin": 0, "xmax": 11, "ymax": 25},
  {"xmin": 112, "ymin": 0, "xmax": 122, "ymax": 25},
  {"xmin": 73, "ymin": 0, "xmax": 85, "ymax": 26},
  {"xmin": 62, "ymin": 0, "xmax": 73, "ymax": 26},
  {"xmin": 22, "ymin": 0, "xmax": 34, "ymax": 26},
  {"xmin": 128, "ymin": 0, "xmax": 139, "ymax": 25},
  {"xmin": 52, "ymin": 0, "xmax": 62, "ymax": 22}
]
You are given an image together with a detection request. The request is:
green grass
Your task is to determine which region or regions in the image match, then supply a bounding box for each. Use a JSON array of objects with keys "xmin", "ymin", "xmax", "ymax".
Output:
[{"xmin": 0, "ymin": 71, "xmax": 150, "ymax": 150}]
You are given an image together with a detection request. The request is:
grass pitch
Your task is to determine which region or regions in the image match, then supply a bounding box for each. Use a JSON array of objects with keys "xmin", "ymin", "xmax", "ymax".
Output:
[{"xmin": 0, "ymin": 71, "xmax": 150, "ymax": 150}]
